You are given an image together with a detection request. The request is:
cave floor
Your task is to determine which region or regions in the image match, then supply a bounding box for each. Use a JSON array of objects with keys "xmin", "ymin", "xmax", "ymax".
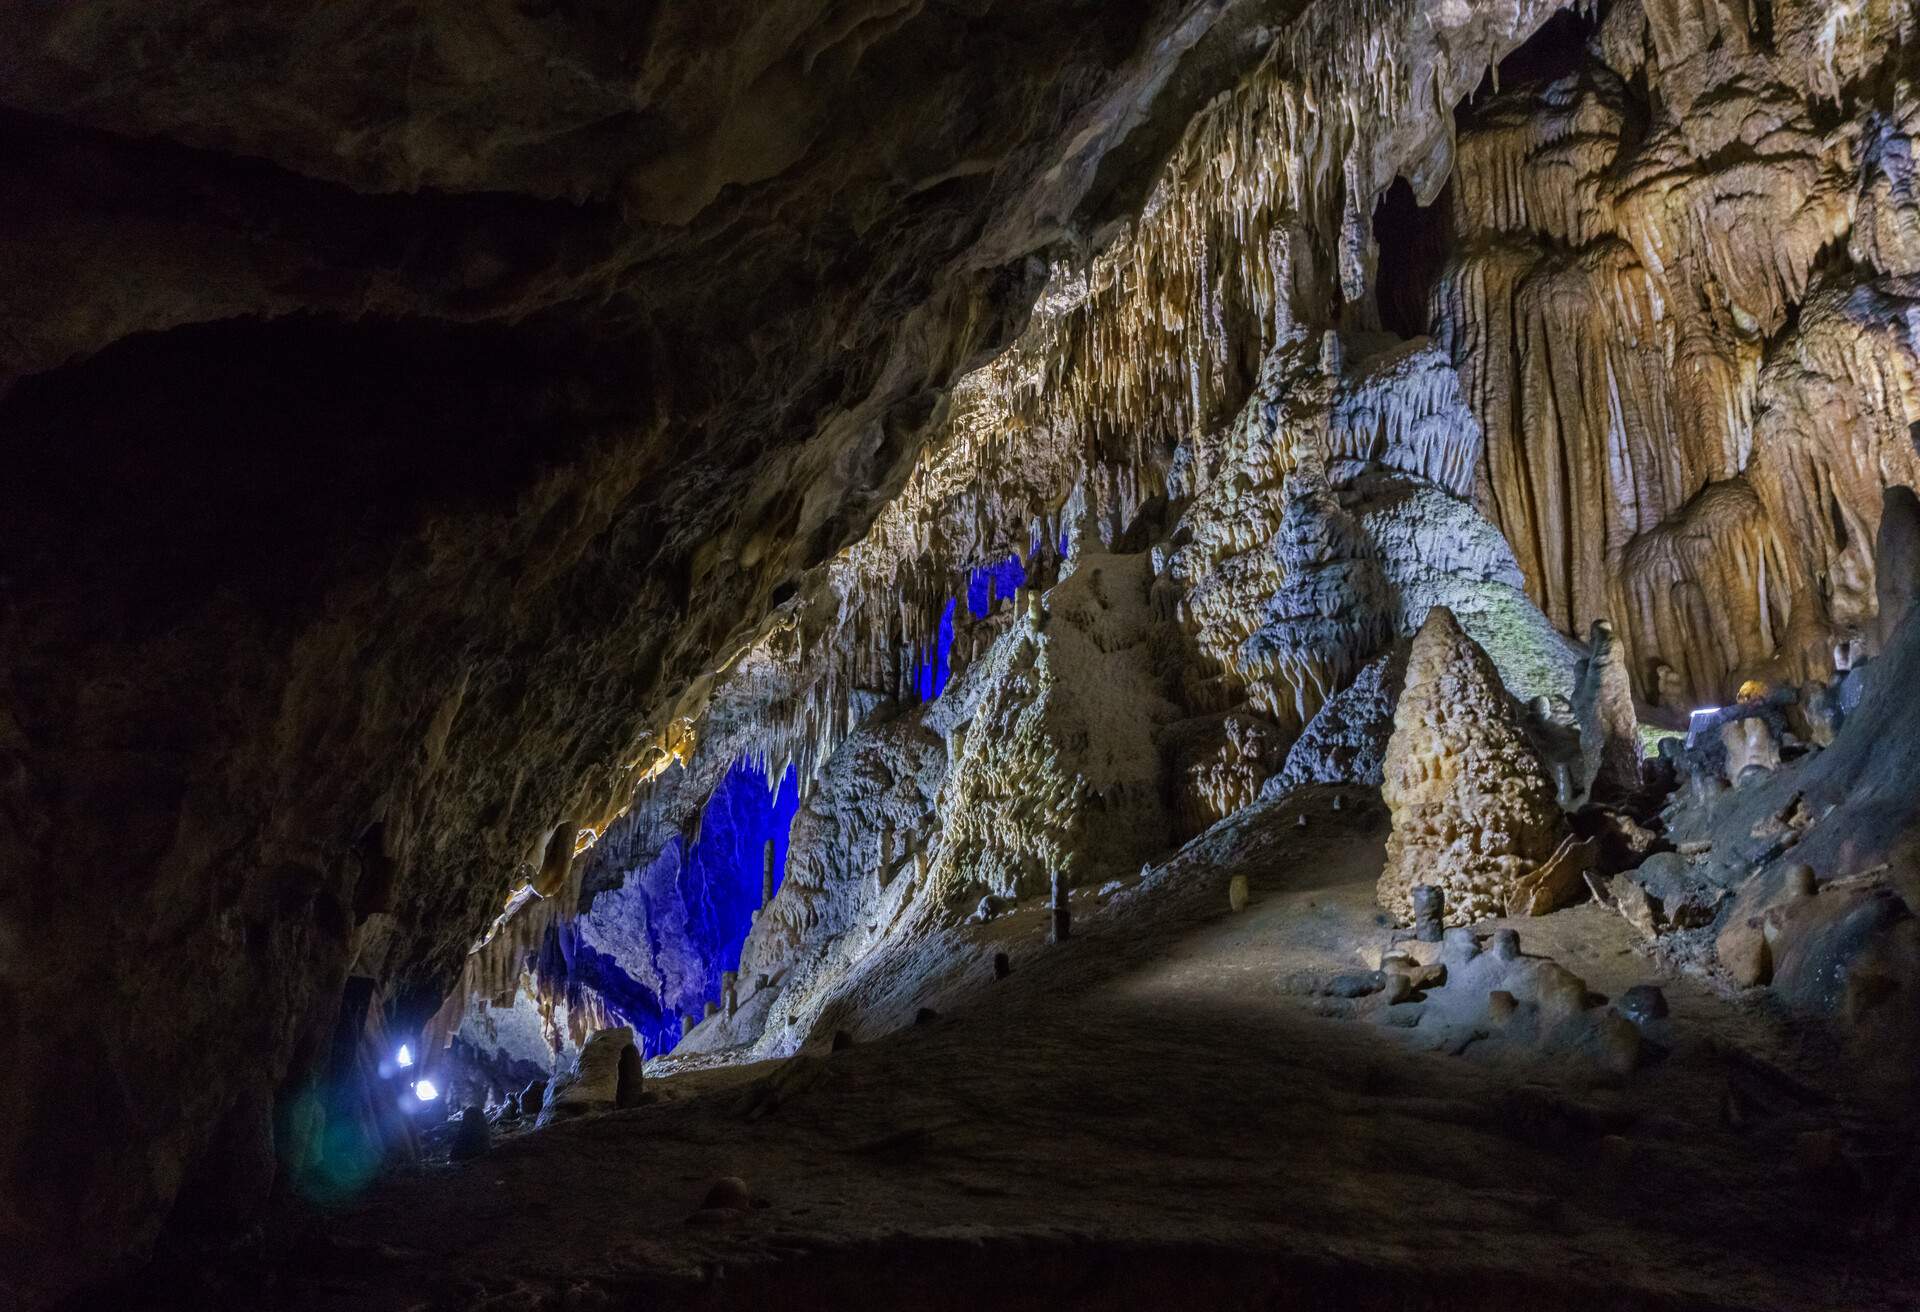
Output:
[{"xmin": 179, "ymin": 789, "xmax": 1913, "ymax": 1311}]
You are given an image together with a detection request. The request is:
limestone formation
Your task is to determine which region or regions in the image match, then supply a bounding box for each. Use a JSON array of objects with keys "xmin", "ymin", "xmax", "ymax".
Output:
[
  {"xmin": 1410, "ymin": 886, "xmax": 1444, "ymax": 944},
  {"xmin": 1874, "ymin": 486, "xmax": 1920, "ymax": 654},
  {"xmin": 449, "ymin": 1108, "xmax": 490, "ymax": 1163},
  {"xmin": 535, "ymin": 1027, "xmax": 642, "ymax": 1128},
  {"xmin": 1573, "ymin": 621, "xmax": 1642, "ymax": 803},
  {"xmin": 1378, "ymin": 608, "xmax": 1566, "ymax": 926},
  {"xmin": 12, "ymin": 0, "xmax": 1920, "ymax": 1296},
  {"xmin": 518, "ymin": 1080, "xmax": 548, "ymax": 1119},
  {"xmin": 1269, "ymin": 645, "xmax": 1410, "ymax": 793},
  {"xmin": 1721, "ymin": 718, "xmax": 1782, "ymax": 784}
]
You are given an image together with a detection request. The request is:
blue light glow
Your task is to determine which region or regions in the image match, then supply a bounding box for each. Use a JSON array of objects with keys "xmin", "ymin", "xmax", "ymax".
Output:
[
  {"xmin": 966, "ymin": 554, "xmax": 1026, "ymax": 618},
  {"xmin": 914, "ymin": 555, "xmax": 1027, "ymax": 702},
  {"xmin": 916, "ymin": 598, "xmax": 957, "ymax": 701},
  {"xmin": 560, "ymin": 760, "xmax": 802, "ymax": 1057}
]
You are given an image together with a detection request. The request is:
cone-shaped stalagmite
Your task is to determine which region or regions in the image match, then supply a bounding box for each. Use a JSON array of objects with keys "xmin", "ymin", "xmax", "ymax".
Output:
[{"xmin": 1378, "ymin": 607, "xmax": 1566, "ymax": 926}]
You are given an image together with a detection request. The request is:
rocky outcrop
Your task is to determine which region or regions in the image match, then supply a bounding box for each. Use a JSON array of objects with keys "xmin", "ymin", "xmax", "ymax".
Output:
[
  {"xmin": 1269, "ymin": 643, "xmax": 1409, "ymax": 792},
  {"xmin": 535, "ymin": 1026, "xmax": 643, "ymax": 1127},
  {"xmin": 1378, "ymin": 607, "xmax": 1566, "ymax": 925},
  {"xmin": 1874, "ymin": 486, "xmax": 1920, "ymax": 656}
]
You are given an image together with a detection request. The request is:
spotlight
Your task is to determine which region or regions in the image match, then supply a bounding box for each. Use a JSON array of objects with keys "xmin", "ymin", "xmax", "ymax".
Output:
[
  {"xmin": 413, "ymin": 1079, "xmax": 439, "ymax": 1102},
  {"xmin": 396, "ymin": 1043, "xmax": 414, "ymax": 1068},
  {"xmin": 1685, "ymin": 706, "xmax": 1722, "ymax": 748}
]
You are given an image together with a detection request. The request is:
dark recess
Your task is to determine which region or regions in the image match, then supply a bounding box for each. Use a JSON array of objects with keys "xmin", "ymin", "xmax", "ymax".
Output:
[
  {"xmin": 0, "ymin": 313, "xmax": 637, "ymax": 632},
  {"xmin": 1371, "ymin": 177, "xmax": 1453, "ymax": 341}
]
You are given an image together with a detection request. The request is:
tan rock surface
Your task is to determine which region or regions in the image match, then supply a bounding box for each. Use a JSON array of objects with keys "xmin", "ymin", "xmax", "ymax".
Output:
[{"xmin": 1379, "ymin": 607, "xmax": 1566, "ymax": 925}]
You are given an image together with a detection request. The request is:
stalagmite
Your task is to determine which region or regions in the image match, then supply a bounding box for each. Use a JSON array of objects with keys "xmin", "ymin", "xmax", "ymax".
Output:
[
  {"xmin": 535, "ymin": 1027, "xmax": 642, "ymax": 1127},
  {"xmin": 1378, "ymin": 608, "xmax": 1567, "ymax": 926},
  {"xmin": 762, "ymin": 839, "xmax": 776, "ymax": 906},
  {"xmin": 1410, "ymin": 885, "xmax": 1444, "ymax": 943},
  {"xmin": 1574, "ymin": 620, "xmax": 1643, "ymax": 803},
  {"xmin": 1050, "ymin": 869, "xmax": 1071, "ymax": 944}
]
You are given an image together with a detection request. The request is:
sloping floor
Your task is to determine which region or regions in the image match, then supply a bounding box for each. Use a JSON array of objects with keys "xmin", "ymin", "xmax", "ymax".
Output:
[{"xmin": 142, "ymin": 789, "xmax": 1917, "ymax": 1310}]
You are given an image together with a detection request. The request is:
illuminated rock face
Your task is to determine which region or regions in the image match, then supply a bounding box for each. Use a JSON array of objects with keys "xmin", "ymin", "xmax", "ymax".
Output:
[
  {"xmin": 1432, "ymin": 1, "xmax": 1920, "ymax": 706},
  {"xmin": 1378, "ymin": 607, "xmax": 1567, "ymax": 926}
]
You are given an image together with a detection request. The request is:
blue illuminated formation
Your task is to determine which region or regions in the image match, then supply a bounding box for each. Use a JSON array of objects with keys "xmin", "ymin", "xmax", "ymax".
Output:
[
  {"xmin": 916, "ymin": 555, "xmax": 1027, "ymax": 701},
  {"xmin": 679, "ymin": 757, "xmax": 801, "ymax": 993},
  {"xmin": 966, "ymin": 554, "xmax": 1026, "ymax": 617},
  {"xmin": 557, "ymin": 759, "xmax": 801, "ymax": 1057},
  {"xmin": 916, "ymin": 598, "xmax": 957, "ymax": 701}
]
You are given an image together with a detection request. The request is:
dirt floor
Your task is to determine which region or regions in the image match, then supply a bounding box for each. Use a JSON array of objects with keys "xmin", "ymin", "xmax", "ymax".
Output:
[{"xmin": 123, "ymin": 788, "xmax": 1918, "ymax": 1310}]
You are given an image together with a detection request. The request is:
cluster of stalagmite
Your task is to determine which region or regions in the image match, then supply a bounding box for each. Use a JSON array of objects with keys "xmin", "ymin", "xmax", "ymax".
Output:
[{"xmin": 1378, "ymin": 607, "xmax": 1567, "ymax": 925}]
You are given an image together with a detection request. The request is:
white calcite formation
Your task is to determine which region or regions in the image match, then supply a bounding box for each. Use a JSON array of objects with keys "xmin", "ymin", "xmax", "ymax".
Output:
[{"xmin": 1378, "ymin": 607, "xmax": 1567, "ymax": 926}]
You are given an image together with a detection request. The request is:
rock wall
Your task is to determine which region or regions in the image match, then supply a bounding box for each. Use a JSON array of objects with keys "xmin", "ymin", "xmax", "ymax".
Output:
[{"xmin": 1431, "ymin": 0, "xmax": 1920, "ymax": 704}]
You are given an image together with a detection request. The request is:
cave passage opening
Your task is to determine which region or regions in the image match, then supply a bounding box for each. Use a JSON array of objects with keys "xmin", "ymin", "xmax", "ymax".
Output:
[{"xmin": 1371, "ymin": 176, "xmax": 1453, "ymax": 340}]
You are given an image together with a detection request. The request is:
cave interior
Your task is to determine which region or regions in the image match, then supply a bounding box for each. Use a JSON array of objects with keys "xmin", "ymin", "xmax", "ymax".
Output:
[{"xmin": 4, "ymin": 0, "xmax": 1920, "ymax": 1307}]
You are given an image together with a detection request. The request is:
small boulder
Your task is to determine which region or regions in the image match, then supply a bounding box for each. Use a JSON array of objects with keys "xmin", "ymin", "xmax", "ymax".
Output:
[
  {"xmin": 1593, "ymin": 1009, "xmax": 1643, "ymax": 1074},
  {"xmin": 449, "ymin": 1106, "xmax": 490, "ymax": 1161},
  {"xmin": 1617, "ymin": 984, "xmax": 1669, "ymax": 1023},
  {"xmin": 702, "ymin": 1176, "xmax": 753, "ymax": 1211},
  {"xmin": 1717, "ymin": 913, "xmax": 1773, "ymax": 987},
  {"xmin": 1608, "ymin": 872, "xmax": 1662, "ymax": 939},
  {"xmin": 1528, "ymin": 961, "xmax": 1591, "ymax": 1024},
  {"xmin": 1325, "ymin": 971, "xmax": 1387, "ymax": 999},
  {"xmin": 1632, "ymin": 853, "xmax": 1721, "ymax": 929}
]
